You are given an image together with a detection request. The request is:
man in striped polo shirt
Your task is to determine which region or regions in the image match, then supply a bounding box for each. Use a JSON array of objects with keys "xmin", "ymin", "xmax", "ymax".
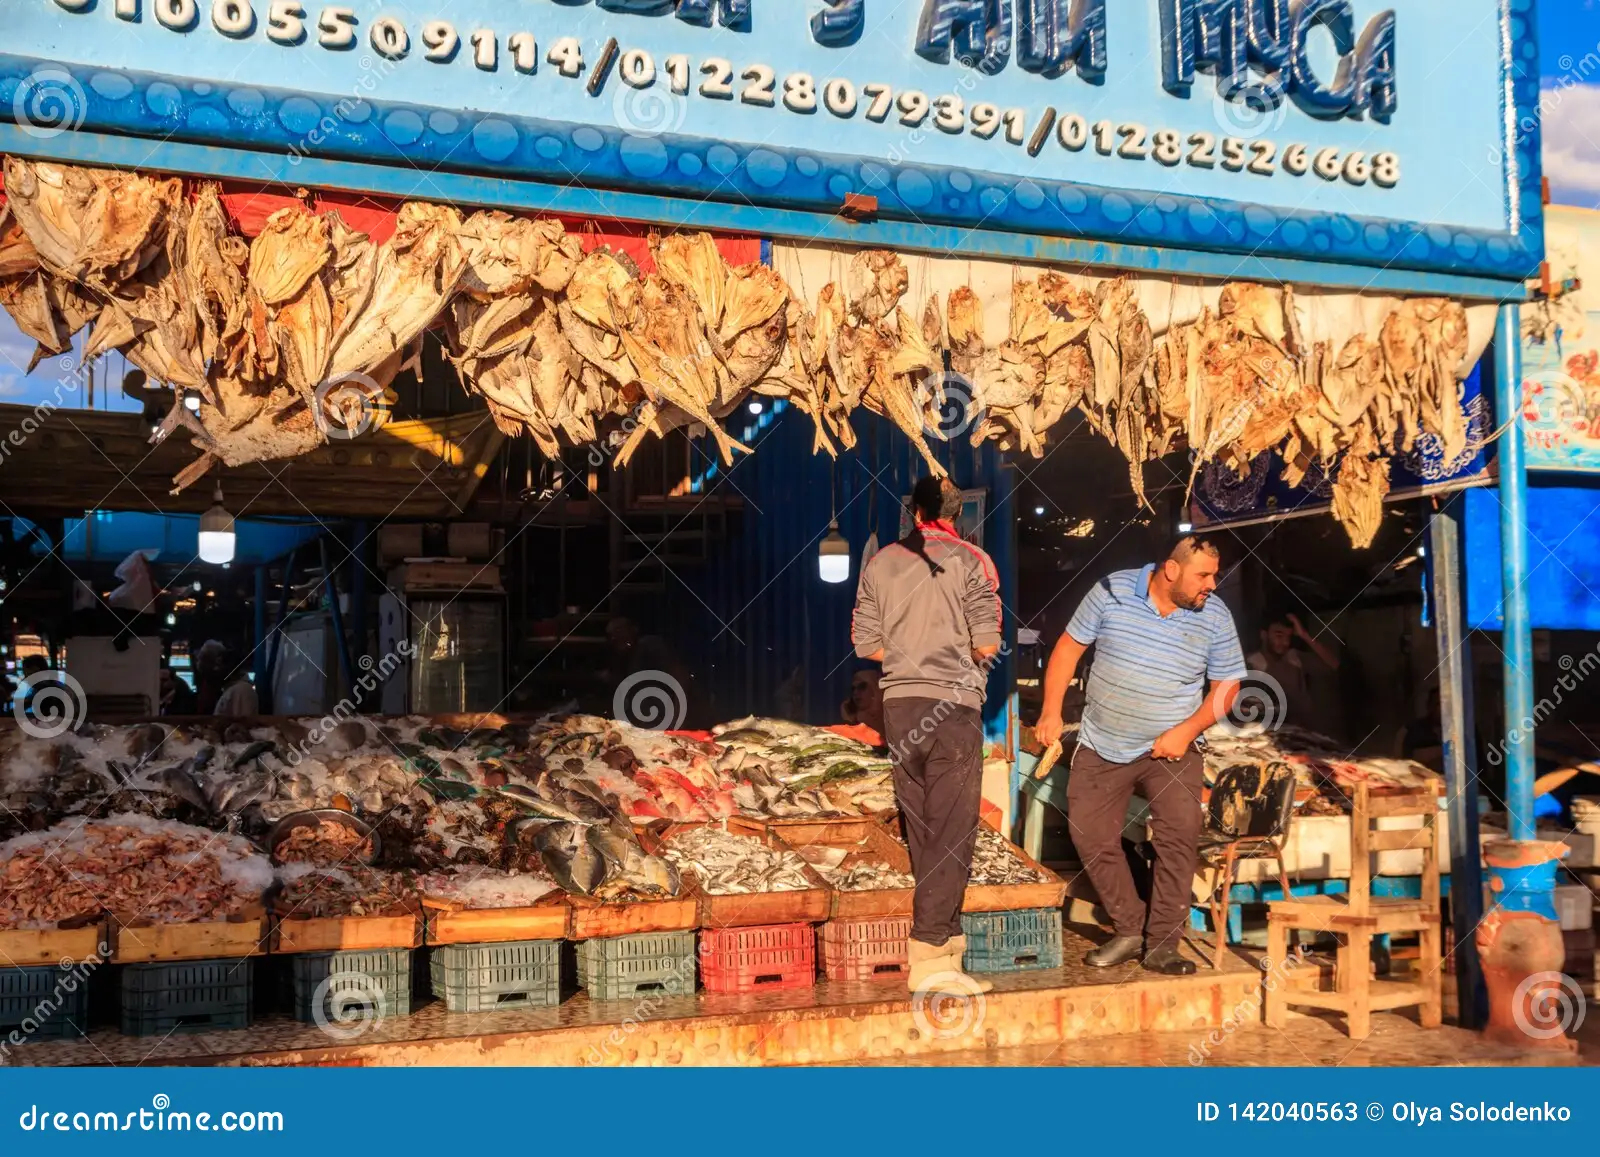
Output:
[{"xmin": 1036, "ymin": 536, "xmax": 1245, "ymax": 976}]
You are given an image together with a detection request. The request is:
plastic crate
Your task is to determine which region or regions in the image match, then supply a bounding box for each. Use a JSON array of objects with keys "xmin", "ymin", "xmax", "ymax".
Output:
[
  {"xmin": 960, "ymin": 908, "xmax": 1064, "ymax": 973},
  {"xmin": 119, "ymin": 958, "xmax": 253, "ymax": 1037},
  {"xmin": 699, "ymin": 923, "xmax": 815, "ymax": 994},
  {"xmin": 430, "ymin": 940, "xmax": 560, "ymax": 1013},
  {"xmin": 288, "ymin": 948, "xmax": 414, "ymax": 1027},
  {"xmin": 0, "ymin": 965, "xmax": 91, "ymax": 1043},
  {"xmin": 816, "ymin": 916, "xmax": 911, "ymax": 982},
  {"xmin": 576, "ymin": 931, "xmax": 695, "ymax": 1002}
]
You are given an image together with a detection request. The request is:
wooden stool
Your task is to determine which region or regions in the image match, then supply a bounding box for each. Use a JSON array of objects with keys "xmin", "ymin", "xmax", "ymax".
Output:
[{"xmin": 1265, "ymin": 781, "xmax": 1443, "ymax": 1039}]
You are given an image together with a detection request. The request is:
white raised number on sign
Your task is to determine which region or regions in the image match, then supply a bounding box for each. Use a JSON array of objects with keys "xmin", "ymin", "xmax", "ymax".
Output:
[
  {"xmin": 212, "ymin": 0, "xmax": 253, "ymax": 36},
  {"xmin": 1281, "ymin": 142, "xmax": 1308, "ymax": 175},
  {"xmin": 266, "ymin": 1, "xmax": 305, "ymax": 43},
  {"xmin": 317, "ymin": 7, "xmax": 356, "ymax": 49},
  {"xmin": 621, "ymin": 49, "xmax": 655, "ymax": 88},
  {"xmin": 934, "ymin": 95, "xmax": 964, "ymax": 133},
  {"xmin": 1342, "ymin": 151, "xmax": 1370, "ymax": 185},
  {"xmin": 1056, "ymin": 113, "xmax": 1087, "ymax": 150},
  {"xmin": 156, "ymin": 0, "xmax": 197, "ymax": 29},
  {"xmin": 699, "ymin": 58, "xmax": 734, "ymax": 99},
  {"xmin": 823, "ymin": 78, "xmax": 857, "ymax": 118},
  {"xmin": 509, "ymin": 33, "xmax": 537, "ymax": 73},
  {"xmin": 740, "ymin": 65, "xmax": 776, "ymax": 107},
  {"xmin": 548, "ymin": 37, "xmax": 584, "ymax": 77},
  {"xmin": 371, "ymin": 17, "xmax": 410, "ymax": 60},
  {"xmin": 664, "ymin": 55, "xmax": 690, "ymax": 94},
  {"xmin": 897, "ymin": 91, "xmax": 929, "ymax": 126},
  {"xmin": 422, "ymin": 21, "xmax": 458, "ymax": 61},
  {"xmin": 863, "ymin": 83, "xmax": 893, "ymax": 122},
  {"xmin": 1313, "ymin": 146, "xmax": 1341, "ymax": 180},
  {"xmin": 1372, "ymin": 152, "xmax": 1400, "ymax": 187},
  {"xmin": 783, "ymin": 73, "xmax": 817, "ymax": 113},
  {"xmin": 471, "ymin": 29, "xmax": 496, "ymax": 71}
]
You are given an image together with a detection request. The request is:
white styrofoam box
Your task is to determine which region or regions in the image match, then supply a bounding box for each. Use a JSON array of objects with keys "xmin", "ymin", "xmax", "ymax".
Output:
[
  {"xmin": 1555, "ymin": 829, "xmax": 1597, "ymax": 869},
  {"xmin": 1555, "ymin": 884, "xmax": 1594, "ymax": 931},
  {"xmin": 1228, "ymin": 807, "xmax": 1452, "ymax": 885}
]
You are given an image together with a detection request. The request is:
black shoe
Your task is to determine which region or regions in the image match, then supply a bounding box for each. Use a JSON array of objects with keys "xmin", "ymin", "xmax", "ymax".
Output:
[
  {"xmin": 1143, "ymin": 948, "xmax": 1197, "ymax": 976},
  {"xmin": 1085, "ymin": 935, "xmax": 1143, "ymax": 968}
]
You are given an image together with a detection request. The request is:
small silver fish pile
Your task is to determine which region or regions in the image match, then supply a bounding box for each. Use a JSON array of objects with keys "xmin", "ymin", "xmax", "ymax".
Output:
[
  {"xmin": 816, "ymin": 860, "xmax": 917, "ymax": 892},
  {"xmin": 662, "ymin": 825, "xmax": 815, "ymax": 895},
  {"xmin": 969, "ymin": 828, "xmax": 1045, "ymax": 886}
]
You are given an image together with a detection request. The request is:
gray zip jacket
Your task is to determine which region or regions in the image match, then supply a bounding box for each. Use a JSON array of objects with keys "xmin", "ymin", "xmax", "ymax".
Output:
[{"xmin": 851, "ymin": 521, "xmax": 1002, "ymax": 709}]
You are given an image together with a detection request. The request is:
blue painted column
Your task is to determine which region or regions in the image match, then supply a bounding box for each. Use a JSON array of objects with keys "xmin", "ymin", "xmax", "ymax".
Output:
[{"xmin": 1495, "ymin": 303, "xmax": 1535, "ymax": 839}]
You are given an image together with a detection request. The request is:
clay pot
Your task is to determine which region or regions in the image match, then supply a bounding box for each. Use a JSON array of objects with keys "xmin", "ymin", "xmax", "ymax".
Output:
[{"xmin": 1476, "ymin": 840, "xmax": 1578, "ymax": 1051}]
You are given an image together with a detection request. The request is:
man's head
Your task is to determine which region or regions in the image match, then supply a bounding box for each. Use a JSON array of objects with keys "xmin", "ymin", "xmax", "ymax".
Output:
[
  {"xmin": 196, "ymin": 639, "xmax": 228, "ymax": 677},
  {"xmin": 911, "ymin": 476, "xmax": 962, "ymax": 524},
  {"xmin": 1157, "ymin": 535, "xmax": 1222, "ymax": 611},
  {"xmin": 1261, "ymin": 616, "xmax": 1295, "ymax": 657},
  {"xmin": 18, "ymin": 655, "xmax": 47, "ymax": 679},
  {"xmin": 849, "ymin": 669, "xmax": 882, "ymax": 709}
]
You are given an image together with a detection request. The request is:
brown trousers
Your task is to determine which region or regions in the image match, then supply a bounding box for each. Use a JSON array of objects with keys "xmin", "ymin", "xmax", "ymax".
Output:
[
  {"xmin": 882, "ymin": 697, "xmax": 985, "ymax": 947},
  {"xmin": 1067, "ymin": 744, "xmax": 1204, "ymax": 954}
]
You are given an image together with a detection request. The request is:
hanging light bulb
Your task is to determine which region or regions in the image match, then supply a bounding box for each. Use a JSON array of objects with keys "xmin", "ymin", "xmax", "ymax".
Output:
[
  {"xmin": 818, "ymin": 521, "xmax": 851, "ymax": 584},
  {"xmin": 197, "ymin": 481, "xmax": 236, "ymax": 565},
  {"xmin": 748, "ymin": 400, "xmax": 764, "ymax": 416}
]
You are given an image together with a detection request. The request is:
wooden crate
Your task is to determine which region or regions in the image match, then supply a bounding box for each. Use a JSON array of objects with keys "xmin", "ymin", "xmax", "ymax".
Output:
[
  {"xmin": 422, "ymin": 895, "xmax": 570, "ymax": 946},
  {"xmin": 271, "ymin": 910, "xmax": 422, "ymax": 953},
  {"xmin": 0, "ymin": 922, "xmax": 108, "ymax": 967},
  {"xmin": 879, "ymin": 814, "xmax": 1067, "ymax": 913},
  {"xmin": 763, "ymin": 821, "xmax": 915, "ymax": 920},
  {"xmin": 109, "ymin": 908, "xmax": 269, "ymax": 963},
  {"xmin": 567, "ymin": 895, "xmax": 699, "ymax": 940},
  {"xmin": 644, "ymin": 821, "xmax": 832, "ymax": 929}
]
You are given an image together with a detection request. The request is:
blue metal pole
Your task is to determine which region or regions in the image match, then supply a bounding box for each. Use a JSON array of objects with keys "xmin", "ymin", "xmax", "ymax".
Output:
[{"xmin": 1495, "ymin": 303, "xmax": 1535, "ymax": 840}]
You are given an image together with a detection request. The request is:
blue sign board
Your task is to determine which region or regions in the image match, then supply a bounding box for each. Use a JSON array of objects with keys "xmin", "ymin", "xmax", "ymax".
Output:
[
  {"xmin": 1464, "ymin": 485, "xmax": 1600, "ymax": 632},
  {"xmin": 0, "ymin": 0, "xmax": 1541, "ymax": 281}
]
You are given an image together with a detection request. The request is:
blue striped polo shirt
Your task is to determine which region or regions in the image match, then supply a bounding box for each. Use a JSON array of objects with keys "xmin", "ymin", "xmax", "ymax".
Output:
[{"xmin": 1065, "ymin": 565, "xmax": 1248, "ymax": 764}]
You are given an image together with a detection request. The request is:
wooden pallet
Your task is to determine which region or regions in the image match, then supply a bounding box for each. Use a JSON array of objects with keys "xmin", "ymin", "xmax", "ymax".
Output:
[
  {"xmin": 762, "ymin": 819, "xmax": 915, "ymax": 920},
  {"xmin": 109, "ymin": 910, "xmax": 271, "ymax": 962},
  {"xmin": 422, "ymin": 896, "xmax": 570, "ymax": 946},
  {"xmin": 0, "ymin": 922, "xmax": 109, "ymax": 967},
  {"xmin": 644, "ymin": 820, "xmax": 832, "ymax": 929},
  {"xmin": 271, "ymin": 911, "xmax": 422, "ymax": 953}
]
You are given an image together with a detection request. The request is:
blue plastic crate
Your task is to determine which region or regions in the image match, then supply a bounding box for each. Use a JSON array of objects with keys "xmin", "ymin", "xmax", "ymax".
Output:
[
  {"xmin": 430, "ymin": 940, "xmax": 560, "ymax": 1013},
  {"xmin": 119, "ymin": 958, "xmax": 253, "ymax": 1037},
  {"xmin": 960, "ymin": 908, "xmax": 1064, "ymax": 973},
  {"xmin": 288, "ymin": 948, "xmax": 414, "ymax": 1026},
  {"xmin": 576, "ymin": 931, "xmax": 695, "ymax": 1002},
  {"xmin": 0, "ymin": 965, "xmax": 91, "ymax": 1044}
]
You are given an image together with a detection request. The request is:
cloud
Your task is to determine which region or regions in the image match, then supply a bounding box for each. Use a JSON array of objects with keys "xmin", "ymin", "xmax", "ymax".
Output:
[{"xmin": 1543, "ymin": 81, "xmax": 1600, "ymax": 206}]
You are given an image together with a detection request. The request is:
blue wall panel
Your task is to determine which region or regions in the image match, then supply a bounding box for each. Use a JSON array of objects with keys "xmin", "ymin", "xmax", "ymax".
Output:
[
  {"xmin": 673, "ymin": 407, "xmax": 1015, "ymax": 743},
  {"xmin": 1463, "ymin": 484, "xmax": 1600, "ymax": 631}
]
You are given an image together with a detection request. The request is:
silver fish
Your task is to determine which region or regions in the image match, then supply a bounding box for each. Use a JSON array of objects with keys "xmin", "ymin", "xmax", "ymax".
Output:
[{"xmin": 968, "ymin": 828, "xmax": 1045, "ymax": 886}]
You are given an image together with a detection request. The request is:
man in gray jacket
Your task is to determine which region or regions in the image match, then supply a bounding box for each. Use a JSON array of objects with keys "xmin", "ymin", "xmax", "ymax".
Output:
[{"xmin": 852, "ymin": 476, "xmax": 1001, "ymax": 995}]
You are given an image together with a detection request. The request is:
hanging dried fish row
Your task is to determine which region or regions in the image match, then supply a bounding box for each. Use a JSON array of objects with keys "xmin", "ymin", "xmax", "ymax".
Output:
[{"xmin": 0, "ymin": 158, "xmax": 1476, "ymax": 545}]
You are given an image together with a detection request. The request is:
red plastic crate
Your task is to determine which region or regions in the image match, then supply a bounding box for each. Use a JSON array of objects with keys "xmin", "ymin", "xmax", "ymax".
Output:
[
  {"xmin": 816, "ymin": 916, "xmax": 911, "ymax": 982},
  {"xmin": 698, "ymin": 923, "xmax": 816, "ymax": 994}
]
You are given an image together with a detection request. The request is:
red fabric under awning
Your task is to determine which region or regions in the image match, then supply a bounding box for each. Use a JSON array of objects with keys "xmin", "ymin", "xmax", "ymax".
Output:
[{"xmin": 213, "ymin": 183, "xmax": 761, "ymax": 269}]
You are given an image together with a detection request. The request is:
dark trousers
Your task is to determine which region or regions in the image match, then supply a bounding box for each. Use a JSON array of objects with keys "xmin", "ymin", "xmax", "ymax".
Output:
[
  {"xmin": 1067, "ymin": 744, "xmax": 1204, "ymax": 955},
  {"xmin": 882, "ymin": 697, "xmax": 985, "ymax": 947}
]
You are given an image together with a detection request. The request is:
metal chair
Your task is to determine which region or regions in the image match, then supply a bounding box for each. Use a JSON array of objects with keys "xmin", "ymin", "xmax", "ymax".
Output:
[{"xmin": 1196, "ymin": 761, "xmax": 1298, "ymax": 968}]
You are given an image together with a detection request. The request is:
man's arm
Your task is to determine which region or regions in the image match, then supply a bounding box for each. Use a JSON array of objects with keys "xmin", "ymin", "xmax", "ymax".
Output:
[
  {"xmin": 963, "ymin": 548, "xmax": 1002, "ymax": 666},
  {"xmin": 1288, "ymin": 613, "xmax": 1340, "ymax": 670},
  {"xmin": 1150, "ymin": 679, "xmax": 1241, "ymax": 759},
  {"xmin": 1036, "ymin": 633, "xmax": 1089, "ymax": 747},
  {"xmin": 852, "ymin": 560, "xmax": 885, "ymax": 663}
]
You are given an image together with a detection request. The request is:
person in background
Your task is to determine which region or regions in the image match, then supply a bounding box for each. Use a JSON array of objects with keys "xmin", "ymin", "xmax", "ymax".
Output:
[
  {"xmin": 213, "ymin": 652, "xmax": 259, "ymax": 717},
  {"xmin": 853, "ymin": 476, "xmax": 1001, "ymax": 998},
  {"xmin": 603, "ymin": 617, "xmax": 694, "ymax": 724},
  {"xmin": 1035, "ymin": 536, "xmax": 1245, "ymax": 976},
  {"xmin": 1245, "ymin": 612, "xmax": 1340, "ymax": 734},
  {"xmin": 194, "ymin": 639, "xmax": 228, "ymax": 715},
  {"xmin": 159, "ymin": 665, "xmax": 197, "ymax": 716},
  {"xmin": 839, "ymin": 668, "xmax": 885, "ymax": 736}
]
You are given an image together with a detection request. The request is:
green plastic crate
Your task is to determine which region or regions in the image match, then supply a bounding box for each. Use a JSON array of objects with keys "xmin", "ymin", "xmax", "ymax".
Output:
[
  {"xmin": 430, "ymin": 940, "xmax": 560, "ymax": 1013},
  {"xmin": 960, "ymin": 908, "xmax": 1064, "ymax": 973},
  {"xmin": 288, "ymin": 948, "xmax": 414, "ymax": 1027},
  {"xmin": 119, "ymin": 958, "xmax": 253, "ymax": 1037},
  {"xmin": 0, "ymin": 965, "xmax": 90, "ymax": 1043},
  {"xmin": 576, "ymin": 931, "xmax": 695, "ymax": 1002}
]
